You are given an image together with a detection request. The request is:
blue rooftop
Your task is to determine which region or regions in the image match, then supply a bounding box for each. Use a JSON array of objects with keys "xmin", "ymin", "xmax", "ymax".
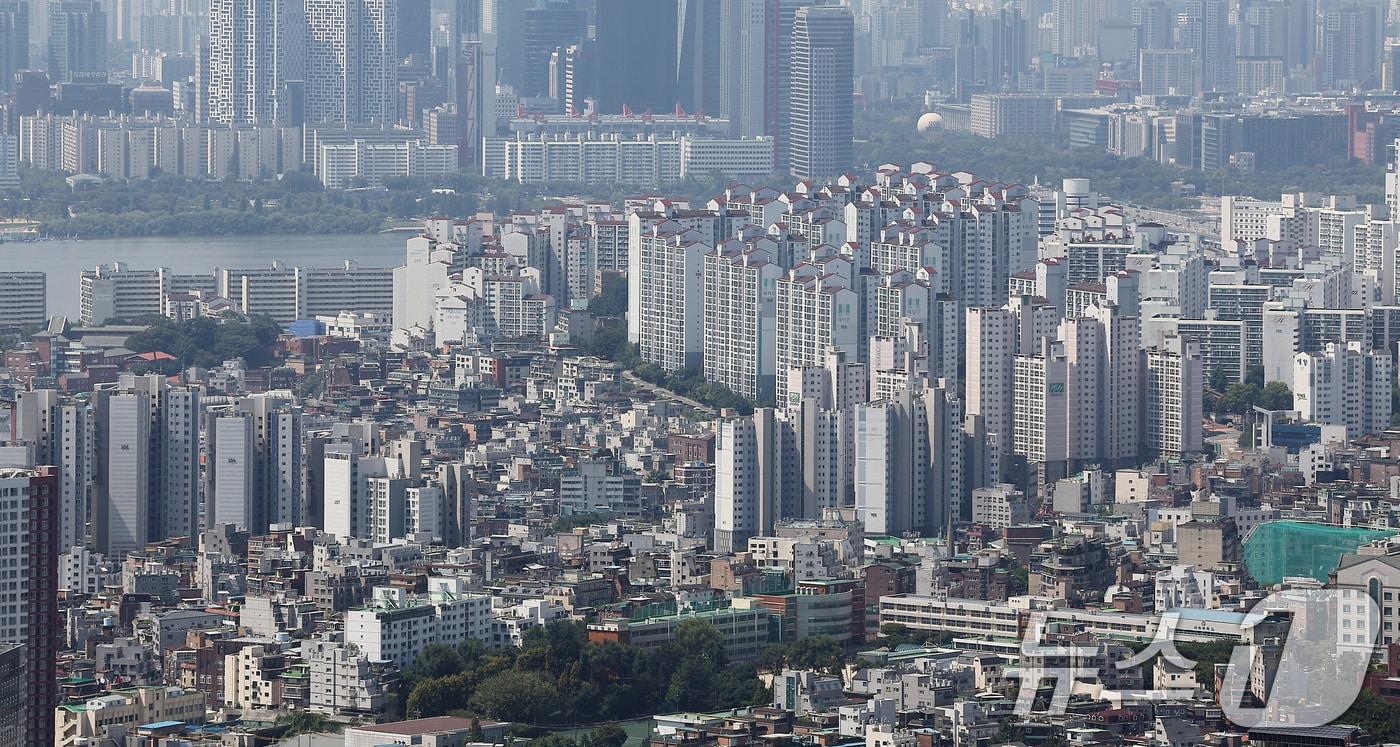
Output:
[{"xmin": 139, "ymin": 721, "xmax": 186, "ymax": 730}]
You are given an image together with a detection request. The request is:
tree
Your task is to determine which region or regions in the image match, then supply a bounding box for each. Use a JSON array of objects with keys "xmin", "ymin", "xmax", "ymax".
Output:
[
  {"xmin": 1259, "ymin": 381, "xmax": 1293, "ymax": 411},
  {"xmin": 782, "ymin": 636, "xmax": 844, "ymax": 674},
  {"xmin": 1215, "ymin": 382, "xmax": 1261, "ymax": 416},
  {"xmin": 587, "ymin": 725, "xmax": 629, "ymax": 747},
  {"xmin": 409, "ymin": 642, "xmax": 466, "ymax": 681},
  {"xmin": 278, "ymin": 711, "xmax": 340, "ymax": 736},
  {"xmin": 468, "ymin": 670, "xmax": 562, "ymax": 724},
  {"xmin": 1207, "ymin": 368, "xmax": 1229, "ymax": 393},
  {"xmin": 672, "ymin": 619, "xmax": 727, "ymax": 670},
  {"xmin": 407, "ymin": 674, "xmax": 469, "ymax": 718}
]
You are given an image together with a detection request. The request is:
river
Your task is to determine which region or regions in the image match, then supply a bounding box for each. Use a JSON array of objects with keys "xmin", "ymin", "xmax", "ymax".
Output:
[{"xmin": 0, "ymin": 232, "xmax": 412, "ymax": 319}]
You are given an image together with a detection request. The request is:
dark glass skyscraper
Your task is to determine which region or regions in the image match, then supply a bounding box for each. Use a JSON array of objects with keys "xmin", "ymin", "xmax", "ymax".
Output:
[{"xmin": 789, "ymin": 4, "xmax": 853, "ymax": 179}]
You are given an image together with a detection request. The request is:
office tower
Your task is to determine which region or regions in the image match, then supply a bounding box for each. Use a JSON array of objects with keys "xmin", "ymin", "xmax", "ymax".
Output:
[
  {"xmin": 1183, "ymin": 0, "xmax": 1233, "ymax": 92},
  {"xmin": 485, "ymin": 0, "xmax": 526, "ymax": 92},
  {"xmin": 631, "ymin": 223, "xmax": 711, "ymax": 372},
  {"xmin": 1131, "ymin": 0, "xmax": 1172, "ymax": 61},
  {"xmin": 1051, "ymin": 0, "xmax": 1097, "ymax": 56},
  {"xmin": 11, "ymin": 390, "xmax": 91, "ymax": 552},
  {"xmin": 702, "ymin": 238, "xmax": 782, "ymax": 401},
  {"xmin": 1317, "ymin": 2, "xmax": 1382, "ymax": 91},
  {"xmin": 207, "ymin": 0, "xmax": 304, "ymax": 125},
  {"xmin": 521, "ymin": 1, "xmax": 586, "ymax": 99},
  {"xmin": 47, "ymin": 0, "xmax": 106, "ymax": 83},
  {"xmin": 1294, "ymin": 342, "xmax": 1392, "ymax": 439},
  {"xmin": 718, "ymin": 0, "xmax": 812, "ymax": 166},
  {"xmin": 854, "ymin": 383, "xmax": 964, "ymax": 536},
  {"xmin": 304, "ymin": 0, "xmax": 397, "ymax": 125},
  {"xmin": 788, "ymin": 5, "xmax": 853, "ymax": 179},
  {"xmin": 677, "ymin": 0, "xmax": 722, "ymax": 113},
  {"xmin": 93, "ymin": 375, "xmax": 200, "ymax": 558},
  {"xmin": 1145, "ymin": 335, "xmax": 1204, "ymax": 458},
  {"xmin": 774, "ymin": 259, "xmax": 861, "ymax": 408},
  {"xmin": 714, "ymin": 409, "xmax": 783, "ymax": 553},
  {"xmin": 0, "ymin": 466, "xmax": 58, "ymax": 747},
  {"xmin": 456, "ymin": 34, "xmax": 496, "ymax": 170},
  {"xmin": 0, "ymin": 2, "xmax": 27, "ymax": 93},
  {"xmin": 594, "ymin": 0, "xmax": 679, "ymax": 112},
  {"xmin": 398, "ymin": 0, "xmax": 431, "ymax": 60},
  {"xmin": 207, "ymin": 394, "xmax": 303, "ymax": 534},
  {"xmin": 1139, "ymin": 48, "xmax": 1199, "ymax": 96}
]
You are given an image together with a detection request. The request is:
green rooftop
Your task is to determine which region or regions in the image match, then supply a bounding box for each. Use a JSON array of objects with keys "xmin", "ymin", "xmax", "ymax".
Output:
[{"xmin": 1244, "ymin": 520, "xmax": 1399, "ymax": 585}]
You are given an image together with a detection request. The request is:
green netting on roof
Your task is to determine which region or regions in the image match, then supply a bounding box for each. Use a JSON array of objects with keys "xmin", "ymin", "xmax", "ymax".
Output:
[{"xmin": 1243, "ymin": 520, "xmax": 1398, "ymax": 585}]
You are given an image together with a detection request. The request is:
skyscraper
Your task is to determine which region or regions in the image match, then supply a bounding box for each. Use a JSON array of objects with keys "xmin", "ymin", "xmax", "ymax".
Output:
[
  {"xmin": 398, "ymin": 0, "xmax": 432, "ymax": 61},
  {"xmin": 11, "ymin": 390, "xmax": 90, "ymax": 552},
  {"xmin": 94, "ymin": 375, "xmax": 201, "ymax": 558},
  {"xmin": 0, "ymin": 465, "xmax": 58, "ymax": 747},
  {"xmin": 788, "ymin": 4, "xmax": 853, "ymax": 179},
  {"xmin": 47, "ymin": 0, "xmax": 106, "ymax": 83},
  {"xmin": 594, "ymin": 0, "xmax": 679, "ymax": 112},
  {"xmin": 1183, "ymin": 0, "xmax": 1233, "ymax": 92},
  {"xmin": 304, "ymin": 0, "xmax": 397, "ymax": 125},
  {"xmin": 520, "ymin": 1, "xmax": 586, "ymax": 99},
  {"xmin": 719, "ymin": 0, "xmax": 813, "ymax": 159},
  {"xmin": 0, "ymin": 2, "xmax": 29, "ymax": 93},
  {"xmin": 854, "ymin": 383, "xmax": 964, "ymax": 536},
  {"xmin": 207, "ymin": 0, "xmax": 304, "ymax": 124}
]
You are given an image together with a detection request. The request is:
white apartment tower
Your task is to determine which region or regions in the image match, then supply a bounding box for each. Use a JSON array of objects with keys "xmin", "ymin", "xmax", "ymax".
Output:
[
  {"xmin": 854, "ymin": 383, "xmax": 965, "ymax": 536},
  {"xmin": 631, "ymin": 224, "xmax": 711, "ymax": 372},
  {"xmin": 775, "ymin": 259, "xmax": 861, "ymax": 407},
  {"xmin": 702, "ymin": 238, "xmax": 783, "ymax": 401},
  {"xmin": 1145, "ymin": 335, "xmax": 1204, "ymax": 458},
  {"xmin": 714, "ymin": 410, "xmax": 783, "ymax": 554},
  {"xmin": 1294, "ymin": 342, "xmax": 1393, "ymax": 439},
  {"xmin": 11, "ymin": 390, "xmax": 91, "ymax": 551}
]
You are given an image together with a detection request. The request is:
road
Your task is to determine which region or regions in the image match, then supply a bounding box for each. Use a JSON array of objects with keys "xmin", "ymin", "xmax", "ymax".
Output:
[{"xmin": 620, "ymin": 370, "xmax": 717, "ymax": 416}]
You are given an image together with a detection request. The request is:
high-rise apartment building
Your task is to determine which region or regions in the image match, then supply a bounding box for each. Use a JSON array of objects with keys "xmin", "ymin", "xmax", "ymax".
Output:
[
  {"xmin": 1145, "ymin": 335, "xmax": 1204, "ymax": 458},
  {"xmin": 0, "ymin": 465, "xmax": 59, "ymax": 747},
  {"xmin": 1182, "ymin": 0, "xmax": 1233, "ymax": 91},
  {"xmin": 207, "ymin": 0, "xmax": 305, "ymax": 125},
  {"xmin": 304, "ymin": 0, "xmax": 397, "ymax": 125},
  {"xmin": 0, "ymin": 271, "xmax": 44, "ymax": 328},
  {"xmin": 702, "ymin": 238, "xmax": 782, "ymax": 401},
  {"xmin": 774, "ymin": 258, "xmax": 861, "ymax": 407},
  {"xmin": 93, "ymin": 375, "xmax": 201, "ymax": 558},
  {"xmin": 208, "ymin": 393, "xmax": 304, "ymax": 534},
  {"xmin": 789, "ymin": 5, "xmax": 853, "ymax": 179},
  {"xmin": 1294, "ymin": 341, "xmax": 1393, "ymax": 439},
  {"xmin": 10, "ymin": 390, "xmax": 91, "ymax": 552},
  {"xmin": 853, "ymin": 383, "xmax": 964, "ymax": 536},
  {"xmin": 630, "ymin": 223, "xmax": 711, "ymax": 372},
  {"xmin": 714, "ymin": 409, "xmax": 783, "ymax": 553}
]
